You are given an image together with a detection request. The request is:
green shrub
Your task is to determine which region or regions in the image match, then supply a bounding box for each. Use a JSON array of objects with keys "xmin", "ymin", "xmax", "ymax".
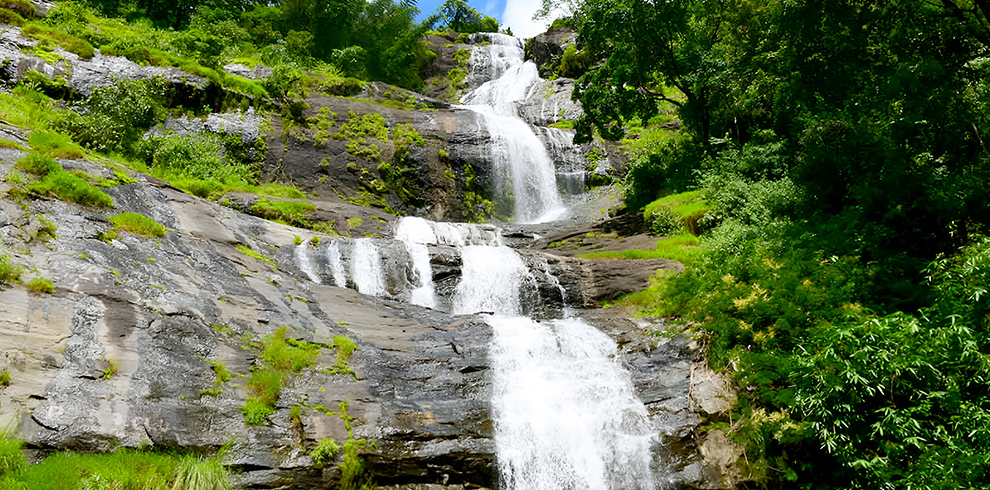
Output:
[
  {"xmin": 559, "ymin": 44, "xmax": 592, "ymax": 78},
  {"xmin": 25, "ymin": 277, "xmax": 55, "ymax": 293},
  {"xmin": 109, "ymin": 212, "xmax": 167, "ymax": 238},
  {"xmin": 644, "ymin": 190, "xmax": 710, "ymax": 235},
  {"xmin": 0, "ymin": 254, "xmax": 23, "ymax": 286},
  {"xmin": 63, "ymin": 78, "xmax": 166, "ymax": 155},
  {"xmin": 241, "ymin": 397, "xmax": 276, "ymax": 426},
  {"xmin": 310, "ymin": 438, "xmax": 340, "ymax": 468},
  {"xmin": 331, "ymin": 335, "xmax": 358, "ymax": 375},
  {"xmin": 247, "ymin": 369, "xmax": 282, "ymax": 407},
  {"xmin": 261, "ymin": 326, "xmax": 320, "ymax": 373},
  {"xmin": 27, "ymin": 170, "xmax": 115, "ymax": 208},
  {"xmin": 15, "ymin": 152, "xmax": 60, "ymax": 176},
  {"xmin": 208, "ymin": 360, "xmax": 231, "ymax": 387}
]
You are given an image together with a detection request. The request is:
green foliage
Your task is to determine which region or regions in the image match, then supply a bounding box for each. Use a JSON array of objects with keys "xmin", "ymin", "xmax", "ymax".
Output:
[
  {"xmin": 0, "ymin": 8, "xmax": 25, "ymax": 26},
  {"xmin": 141, "ymin": 134, "xmax": 253, "ymax": 187},
  {"xmin": 0, "ymin": 370, "xmax": 10, "ymax": 387},
  {"xmin": 25, "ymin": 277, "xmax": 55, "ymax": 294},
  {"xmin": 249, "ymin": 198, "xmax": 316, "ymax": 227},
  {"xmin": 643, "ymin": 190, "xmax": 710, "ymax": 235},
  {"xmin": 242, "ymin": 326, "xmax": 325, "ymax": 425},
  {"xmin": 0, "ymin": 427, "xmax": 25, "ymax": 478},
  {"xmin": 21, "ymin": 24, "xmax": 95, "ymax": 59},
  {"xmin": 109, "ymin": 213, "xmax": 167, "ymax": 238},
  {"xmin": 27, "ymin": 130, "xmax": 84, "ymax": 159},
  {"xmin": 234, "ymin": 244, "xmax": 274, "ymax": 267},
  {"xmin": 27, "ymin": 169, "xmax": 115, "ymax": 208},
  {"xmin": 260, "ymin": 326, "xmax": 321, "ymax": 373},
  {"xmin": 333, "ymin": 111, "xmax": 388, "ymax": 161},
  {"xmin": 171, "ymin": 453, "xmax": 232, "ymax": 490},
  {"xmin": 558, "ymin": 44, "xmax": 591, "ymax": 79},
  {"xmin": 309, "ymin": 438, "xmax": 340, "ymax": 468},
  {"xmin": 331, "ymin": 335, "xmax": 359, "ymax": 376},
  {"xmin": 15, "ymin": 152, "xmax": 61, "ymax": 176},
  {"xmin": 63, "ymin": 78, "xmax": 167, "ymax": 155},
  {"xmin": 578, "ymin": 232, "xmax": 704, "ymax": 267}
]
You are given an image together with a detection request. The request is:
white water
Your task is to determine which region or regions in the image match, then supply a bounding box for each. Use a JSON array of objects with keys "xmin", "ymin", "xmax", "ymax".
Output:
[
  {"xmin": 452, "ymin": 244, "xmax": 661, "ymax": 490},
  {"xmin": 295, "ymin": 242, "xmax": 321, "ymax": 284},
  {"xmin": 326, "ymin": 240, "xmax": 347, "ymax": 288},
  {"xmin": 350, "ymin": 238, "xmax": 387, "ymax": 297},
  {"xmin": 460, "ymin": 34, "xmax": 567, "ymax": 224},
  {"xmin": 395, "ymin": 217, "xmax": 438, "ymax": 308}
]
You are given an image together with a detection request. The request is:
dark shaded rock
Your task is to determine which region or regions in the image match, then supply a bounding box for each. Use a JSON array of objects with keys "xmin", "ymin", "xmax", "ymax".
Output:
[{"xmin": 524, "ymin": 28, "xmax": 578, "ymax": 78}]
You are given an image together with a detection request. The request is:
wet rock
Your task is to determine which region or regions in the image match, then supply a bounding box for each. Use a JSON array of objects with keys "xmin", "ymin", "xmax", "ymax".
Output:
[
  {"xmin": 523, "ymin": 28, "xmax": 578, "ymax": 78},
  {"xmin": 223, "ymin": 62, "xmax": 273, "ymax": 80}
]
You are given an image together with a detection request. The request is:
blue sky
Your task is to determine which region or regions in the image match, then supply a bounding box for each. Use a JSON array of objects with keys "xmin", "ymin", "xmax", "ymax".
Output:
[{"xmin": 414, "ymin": 0, "xmax": 554, "ymax": 39}]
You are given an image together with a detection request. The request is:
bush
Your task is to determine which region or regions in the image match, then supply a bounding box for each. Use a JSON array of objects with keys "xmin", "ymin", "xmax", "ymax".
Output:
[
  {"xmin": 310, "ymin": 438, "xmax": 340, "ymax": 468},
  {"xmin": 109, "ymin": 212, "xmax": 167, "ymax": 238},
  {"xmin": 64, "ymin": 78, "xmax": 167, "ymax": 155},
  {"xmin": 559, "ymin": 44, "xmax": 592, "ymax": 79},
  {"xmin": 261, "ymin": 326, "xmax": 320, "ymax": 373},
  {"xmin": 0, "ymin": 254, "xmax": 23, "ymax": 286},
  {"xmin": 15, "ymin": 152, "xmax": 61, "ymax": 176},
  {"xmin": 241, "ymin": 397, "xmax": 276, "ymax": 426},
  {"xmin": 25, "ymin": 277, "xmax": 55, "ymax": 293}
]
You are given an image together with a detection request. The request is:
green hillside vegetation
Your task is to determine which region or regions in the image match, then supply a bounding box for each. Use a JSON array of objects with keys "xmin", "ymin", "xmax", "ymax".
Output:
[{"xmin": 554, "ymin": 0, "xmax": 990, "ymax": 486}]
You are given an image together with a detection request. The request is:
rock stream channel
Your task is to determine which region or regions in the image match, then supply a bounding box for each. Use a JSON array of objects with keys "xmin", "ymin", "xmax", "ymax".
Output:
[{"xmin": 0, "ymin": 33, "xmax": 740, "ymax": 489}]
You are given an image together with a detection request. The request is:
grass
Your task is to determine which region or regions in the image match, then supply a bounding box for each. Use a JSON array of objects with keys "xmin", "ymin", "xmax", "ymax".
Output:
[
  {"xmin": 0, "ymin": 254, "xmax": 23, "ymax": 286},
  {"xmin": 249, "ymin": 198, "xmax": 316, "ymax": 226},
  {"xmin": 0, "ymin": 370, "xmax": 10, "ymax": 387},
  {"xmin": 27, "ymin": 170, "xmax": 115, "ymax": 208},
  {"xmin": 346, "ymin": 217, "xmax": 364, "ymax": 229},
  {"xmin": 331, "ymin": 335, "xmax": 358, "ymax": 376},
  {"xmin": 25, "ymin": 277, "xmax": 55, "ymax": 293},
  {"xmin": 577, "ymin": 232, "xmax": 705, "ymax": 267},
  {"xmin": 15, "ymin": 152, "xmax": 61, "ymax": 176},
  {"xmin": 21, "ymin": 24, "xmax": 95, "ymax": 59},
  {"xmin": 0, "ymin": 138, "xmax": 27, "ymax": 151},
  {"xmin": 28, "ymin": 130, "xmax": 85, "ymax": 159},
  {"xmin": 0, "ymin": 440, "xmax": 231, "ymax": 490},
  {"xmin": 109, "ymin": 213, "xmax": 167, "ymax": 238},
  {"xmin": 234, "ymin": 244, "xmax": 275, "ymax": 268},
  {"xmin": 242, "ymin": 327, "xmax": 325, "ymax": 425},
  {"xmin": 310, "ymin": 438, "xmax": 340, "ymax": 468},
  {"xmin": 644, "ymin": 190, "xmax": 711, "ymax": 235}
]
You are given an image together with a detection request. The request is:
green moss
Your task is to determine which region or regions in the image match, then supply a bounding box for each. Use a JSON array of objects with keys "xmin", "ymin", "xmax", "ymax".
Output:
[
  {"xmin": 25, "ymin": 276, "xmax": 55, "ymax": 293},
  {"xmin": 346, "ymin": 217, "xmax": 364, "ymax": 229},
  {"xmin": 0, "ymin": 369, "xmax": 10, "ymax": 387},
  {"xmin": 0, "ymin": 7, "xmax": 26, "ymax": 26},
  {"xmin": 109, "ymin": 212, "xmax": 167, "ymax": 238},
  {"xmin": 643, "ymin": 190, "xmax": 710, "ymax": 235},
  {"xmin": 16, "ymin": 151, "xmax": 61, "ymax": 176},
  {"xmin": 234, "ymin": 244, "xmax": 275, "ymax": 268},
  {"xmin": 548, "ymin": 119, "xmax": 575, "ymax": 129}
]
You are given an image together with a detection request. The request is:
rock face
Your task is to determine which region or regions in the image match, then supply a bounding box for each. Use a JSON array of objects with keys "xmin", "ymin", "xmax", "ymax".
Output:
[
  {"xmin": 0, "ymin": 149, "xmax": 496, "ymax": 488},
  {"xmin": 524, "ymin": 28, "xmax": 578, "ymax": 78}
]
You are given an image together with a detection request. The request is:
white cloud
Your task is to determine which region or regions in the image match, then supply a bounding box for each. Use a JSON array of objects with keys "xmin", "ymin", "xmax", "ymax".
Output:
[{"xmin": 501, "ymin": 0, "xmax": 551, "ymax": 39}]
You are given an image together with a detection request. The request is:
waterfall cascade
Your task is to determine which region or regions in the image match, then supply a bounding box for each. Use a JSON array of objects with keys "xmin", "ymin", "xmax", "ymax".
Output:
[
  {"xmin": 286, "ymin": 32, "xmax": 668, "ymax": 490},
  {"xmin": 459, "ymin": 34, "xmax": 567, "ymax": 224}
]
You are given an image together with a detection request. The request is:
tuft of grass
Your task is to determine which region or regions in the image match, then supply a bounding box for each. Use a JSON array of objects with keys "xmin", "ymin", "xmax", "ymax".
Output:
[
  {"xmin": 0, "ymin": 369, "xmax": 10, "ymax": 387},
  {"xmin": 28, "ymin": 130, "xmax": 85, "ymax": 159},
  {"xmin": 643, "ymin": 190, "xmax": 710, "ymax": 235},
  {"xmin": 27, "ymin": 170, "xmax": 115, "ymax": 208},
  {"xmin": 25, "ymin": 276, "xmax": 55, "ymax": 293},
  {"xmin": 0, "ymin": 427, "xmax": 26, "ymax": 477},
  {"xmin": 171, "ymin": 453, "xmax": 232, "ymax": 490},
  {"xmin": 577, "ymin": 232, "xmax": 705, "ymax": 267},
  {"xmin": 249, "ymin": 197, "xmax": 316, "ymax": 227},
  {"xmin": 0, "ymin": 138, "xmax": 27, "ymax": 151},
  {"xmin": 346, "ymin": 217, "xmax": 364, "ymax": 229},
  {"xmin": 109, "ymin": 212, "xmax": 167, "ymax": 238},
  {"xmin": 15, "ymin": 151, "xmax": 61, "ymax": 176},
  {"xmin": 234, "ymin": 244, "xmax": 275, "ymax": 268},
  {"xmin": 241, "ymin": 397, "xmax": 276, "ymax": 426},
  {"xmin": 261, "ymin": 326, "xmax": 321, "ymax": 373},
  {"xmin": 331, "ymin": 335, "xmax": 358, "ymax": 376}
]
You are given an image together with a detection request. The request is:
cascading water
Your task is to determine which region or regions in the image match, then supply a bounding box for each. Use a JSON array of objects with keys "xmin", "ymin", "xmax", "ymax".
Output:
[
  {"xmin": 350, "ymin": 238, "xmax": 387, "ymax": 297},
  {"xmin": 325, "ymin": 240, "xmax": 347, "ymax": 288},
  {"xmin": 395, "ymin": 217, "xmax": 439, "ymax": 309},
  {"xmin": 460, "ymin": 34, "xmax": 567, "ymax": 224}
]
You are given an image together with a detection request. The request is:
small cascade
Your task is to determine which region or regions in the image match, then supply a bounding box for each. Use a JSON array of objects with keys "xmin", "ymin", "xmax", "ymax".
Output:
[
  {"xmin": 453, "ymin": 245, "xmax": 534, "ymax": 315},
  {"xmin": 460, "ymin": 34, "xmax": 567, "ymax": 224},
  {"xmin": 395, "ymin": 217, "xmax": 438, "ymax": 309},
  {"xmin": 350, "ymin": 238, "xmax": 387, "ymax": 297},
  {"xmin": 489, "ymin": 316, "xmax": 660, "ymax": 490},
  {"xmin": 326, "ymin": 240, "xmax": 347, "ymax": 288},
  {"xmin": 295, "ymin": 242, "xmax": 321, "ymax": 284},
  {"xmin": 536, "ymin": 127, "xmax": 588, "ymax": 196}
]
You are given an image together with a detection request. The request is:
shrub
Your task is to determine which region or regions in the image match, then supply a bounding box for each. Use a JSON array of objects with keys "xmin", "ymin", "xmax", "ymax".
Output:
[
  {"xmin": 15, "ymin": 152, "xmax": 61, "ymax": 176},
  {"xmin": 247, "ymin": 369, "xmax": 282, "ymax": 408},
  {"xmin": 25, "ymin": 277, "xmax": 55, "ymax": 293},
  {"xmin": 64, "ymin": 78, "xmax": 167, "ymax": 155},
  {"xmin": 109, "ymin": 212, "xmax": 167, "ymax": 238},
  {"xmin": 241, "ymin": 397, "xmax": 276, "ymax": 426},
  {"xmin": 261, "ymin": 326, "xmax": 320, "ymax": 373},
  {"xmin": 559, "ymin": 44, "xmax": 592, "ymax": 78},
  {"xmin": 0, "ymin": 254, "xmax": 23, "ymax": 286},
  {"xmin": 331, "ymin": 335, "xmax": 358, "ymax": 375},
  {"xmin": 27, "ymin": 170, "xmax": 115, "ymax": 208},
  {"xmin": 310, "ymin": 438, "xmax": 340, "ymax": 468}
]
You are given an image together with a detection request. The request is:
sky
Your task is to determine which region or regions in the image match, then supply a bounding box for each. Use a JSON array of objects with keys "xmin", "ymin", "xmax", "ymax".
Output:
[{"xmin": 414, "ymin": 0, "xmax": 554, "ymax": 39}]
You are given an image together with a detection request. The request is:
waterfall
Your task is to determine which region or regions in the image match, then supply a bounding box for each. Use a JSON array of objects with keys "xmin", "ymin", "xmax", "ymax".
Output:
[
  {"xmin": 460, "ymin": 34, "xmax": 567, "ymax": 224},
  {"xmin": 452, "ymin": 242, "xmax": 662, "ymax": 490},
  {"xmin": 350, "ymin": 238, "xmax": 386, "ymax": 297},
  {"xmin": 395, "ymin": 217, "xmax": 438, "ymax": 309},
  {"xmin": 295, "ymin": 242, "xmax": 321, "ymax": 284},
  {"xmin": 326, "ymin": 240, "xmax": 347, "ymax": 288}
]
